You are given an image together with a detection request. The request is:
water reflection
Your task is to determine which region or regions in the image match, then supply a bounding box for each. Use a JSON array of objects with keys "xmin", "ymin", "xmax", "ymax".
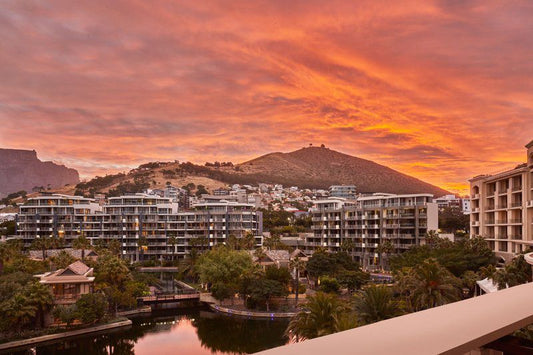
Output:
[{"xmin": 17, "ymin": 308, "xmax": 289, "ymax": 354}]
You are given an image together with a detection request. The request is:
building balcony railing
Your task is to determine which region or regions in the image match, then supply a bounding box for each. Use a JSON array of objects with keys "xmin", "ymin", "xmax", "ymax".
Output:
[
  {"xmin": 509, "ymin": 219, "xmax": 522, "ymax": 224},
  {"xmin": 496, "ymin": 220, "xmax": 507, "ymax": 224},
  {"xmin": 512, "ymin": 185, "xmax": 523, "ymax": 191},
  {"xmin": 510, "ymin": 202, "xmax": 523, "ymax": 208},
  {"xmin": 527, "ymin": 200, "xmax": 533, "ymax": 208},
  {"xmin": 472, "ymin": 194, "xmax": 480, "ymax": 199}
]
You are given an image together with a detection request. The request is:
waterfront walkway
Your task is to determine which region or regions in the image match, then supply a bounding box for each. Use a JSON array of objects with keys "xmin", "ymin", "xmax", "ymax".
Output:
[{"xmin": 0, "ymin": 319, "xmax": 132, "ymax": 353}]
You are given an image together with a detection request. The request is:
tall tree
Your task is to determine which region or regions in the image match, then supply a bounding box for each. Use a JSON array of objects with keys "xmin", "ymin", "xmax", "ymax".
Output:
[
  {"xmin": 353, "ymin": 285, "xmax": 403, "ymax": 325},
  {"xmin": 73, "ymin": 234, "xmax": 91, "ymax": 261},
  {"xmin": 286, "ymin": 292, "xmax": 354, "ymax": 341},
  {"xmin": 289, "ymin": 256, "xmax": 306, "ymax": 306},
  {"xmin": 25, "ymin": 281, "xmax": 54, "ymax": 328}
]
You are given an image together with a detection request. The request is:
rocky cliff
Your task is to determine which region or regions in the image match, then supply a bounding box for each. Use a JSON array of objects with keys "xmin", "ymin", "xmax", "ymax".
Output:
[{"xmin": 0, "ymin": 149, "xmax": 79, "ymax": 196}]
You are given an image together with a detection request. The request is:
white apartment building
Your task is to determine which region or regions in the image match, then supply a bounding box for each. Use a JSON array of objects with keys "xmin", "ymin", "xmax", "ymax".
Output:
[
  {"xmin": 308, "ymin": 193, "xmax": 438, "ymax": 270},
  {"xmin": 469, "ymin": 140, "xmax": 533, "ymax": 260},
  {"xmin": 17, "ymin": 193, "xmax": 263, "ymax": 262},
  {"xmin": 329, "ymin": 185, "xmax": 357, "ymax": 199}
]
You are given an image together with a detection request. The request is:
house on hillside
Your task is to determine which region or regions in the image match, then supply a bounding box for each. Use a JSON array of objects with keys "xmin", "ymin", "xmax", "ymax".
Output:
[{"xmin": 35, "ymin": 260, "xmax": 95, "ymax": 305}]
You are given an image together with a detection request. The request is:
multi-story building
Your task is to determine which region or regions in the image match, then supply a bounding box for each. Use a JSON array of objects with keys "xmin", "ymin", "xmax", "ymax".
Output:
[
  {"xmin": 434, "ymin": 194, "xmax": 462, "ymax": 209},
  {"xmin": 469, "ymin": 140, "xmax": 533, "ymax": 260},
  {"xmin": 329, "ymin": 185, "xmax": 357, "ymax": 199},
  {"xmin": 308, "ymin": 193, "xmax": 438, "ymax": 270},
  {"xmin": 17, "ymin": 193, "xmax": 263, "ymax": 262}
]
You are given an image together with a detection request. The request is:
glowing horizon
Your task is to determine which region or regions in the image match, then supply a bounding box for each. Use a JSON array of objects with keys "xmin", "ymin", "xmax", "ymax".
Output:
[{"xmin": 1, "ymin": 1, "xmax": 533, "ymax": 195}]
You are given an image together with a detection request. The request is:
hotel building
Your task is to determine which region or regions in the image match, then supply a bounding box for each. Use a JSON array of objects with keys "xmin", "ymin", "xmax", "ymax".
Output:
[
  {"xmin": 469, "ymin": 141, "xmax": 533, "ymax": 260},
  {"xmin": 17, "ymin": 193, "xmax": 263, "ymax": 262},
  {"xmin": 308, "ymin": 193, "xmax": 438, "ymax": 270}
]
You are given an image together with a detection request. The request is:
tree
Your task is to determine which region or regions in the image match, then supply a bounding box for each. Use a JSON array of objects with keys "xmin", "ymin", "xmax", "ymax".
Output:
[
  {"xmin": 289, "ymin": 256, "xmax": 306, "ymax": 306},
  {"xmin": 402, "ymin": 258, "xmax": 461, "ymax": 311},
  {"xmin": 439, "ymin": 207, "xmax": 469, "ymax": 233},
  {"xmin": 376, "ymin": 240, "xmax": 394, "ymax": 270},
  {"xmin": 195, "ymin": 246, "xmax": 255, "ymax": 302},
  {"xmin": 2, "ymin": 293, "xmax": 36, "ymax": 331},
  {"xmin": 319, "ymin": 276, "xmax": 340, "ymax": 294},
  {"xmin": 286, "ymin": 292, "xmax": 353, "ymax": 341},
  {"xmin": 337, "ymin": 270, "xmax": 370, "ymax": 292},
  {"xmin": 94, "ymin": 254, "xmax": 133, "ymax": 314},
  {"xmin": 76, "ymin": 293, "xmax": 108, "ymax": 324},
  {"xmin": 353, "ymin": 285, "xmax": 403, "ymax": 325},
  {"xmin": 265, "ymin": 265, "xmax": 292, "ymax": 288},
  {"xmin": 137, "ymin": 235, "xmax": 148, "ymax": 262},
  {"xmin": 50, "ymin": 250, "xmax": 76, "ymax": 269},
  {"xmin": 73, "ymin": 234, "xmax": 91, "ymax": 261},
  {"xmin": 0, "ymin": 242, "xmax": 15, "ymax": 275},
  {"xmin": 168, "ymin": 234, "xmax": 177, "ymax": 261},
  {"xmin": 240, "ymin": 231, "xmax": 256, "ymax": 250},
  {"xmin": 492, "ymin": 254, "xmax": 532, "ymax": 289},
  {"xmin": 248, "ymin": 279, "xmax": 287, "ymax": 311},
  {"xmin": 25, "ymin": 281, "xmax": 54, "ymax": 328}
]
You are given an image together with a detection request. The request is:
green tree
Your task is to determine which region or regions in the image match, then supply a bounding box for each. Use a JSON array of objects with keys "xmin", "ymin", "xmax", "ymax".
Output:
[
  {"xmin": 76, "ymin": 293, "xmax": 108, "ymax": 324},
  {"xmin": 376, "ymin": 240, "xmax": 395, "ymax": 270},
  {"xmin": 337, "ymin": 270, "xmax": 370, "ymax": 292},
  {"xmin": 353, "ymin": 285, "xmax": 403, "ymax": 325},
  {"xmin": 265, "ymin": 265, "xmax": 292, "ymax": 288},
  {"xmin": 94, "ymin": 254, "xmax": 133, "ymax": 314},
  {"xmin": 168, "ymin": 234, "xmax": 177, "ymax": 261},
  {"xmin": 1, "ymin": 293, "xmax": 36, "ymax": 331},
  {"xmin": 0, "ymin": 242, "xmax": 15, "ymax": 275},
  {"xmin": 289, "ymin": 256, "xmax": 306, "ymax": 306},
  {"xmin": 492, "ymin": 254, "xmax": 532, "ymax": 289},
  {"xmin": 50, "ymin": 250, "xmax": 76, "ymax": 269},
  {"xmin": 286, "ymin": 292, "xmax": 353, "ymax": 341},
  {"xmin": 25, "ymin": 281, "xmax": 54, "ymax": 328},
  {"xmin": 73, "ymin": 234, "xmax": 91, "ymax": 261},
  {"xmin": 240, "ymin": 231, "xmax": 256, "ymax": 250},
  {"xmin": 319, "ymin": 276, "xmax": 340, "ymax": 294},
  {"xmin": 195, "ymin": 246, "xmax": 255, "ymax": 303},
  {"xmin": 397, "ymin": 259, "xmax": 461, "ymax": 311},
  {"xmin": 248, "ymin": 279, "xmax": 287, "ymax": 311}
]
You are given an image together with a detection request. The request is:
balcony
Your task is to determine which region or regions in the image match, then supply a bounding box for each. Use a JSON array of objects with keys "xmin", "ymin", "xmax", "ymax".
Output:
[
  {"xmin": 509, "ymin": 219, "xmax": 522, "ymax": 224},
  {"xmin": 528, "ymin": 200, "xmax": 533, "ymax": 208}
]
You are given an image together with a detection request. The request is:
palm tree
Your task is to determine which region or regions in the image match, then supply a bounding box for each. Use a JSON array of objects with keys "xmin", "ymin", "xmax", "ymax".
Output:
[
  {"xmin": 340, "ymin": 239, "xmax": 355, "ymax": 260},
  {"xmin": 376, "ymin": 240, "xmax": 394, "ymax": 271},
  {"xmin": 410, "ymin": 258, "xmax": 461, "ymax": 311},
  {"xmin": 168, "ymin": 235, "xmax": 177, "ymax": 262},
  {"xmin": 3, "ymin": 293, "xmax": 37, "ymax": 331},
  {"xmin": 137, "ymin": 235, "xmax": 148, "ymax": 262},
  {"xmin": 0, "ymin": 242, "xmax": 14, "ymax": 275},
  {"xmin": 289, "ymin": 256, "xmax": 306, "ymax": 306},
  {"xmin": 353, "ymin": 285, "xmax": 403, "ymax": 325},
  {"xmin": 240, "ymin": 231, "xmax": 256, "ymax": 250},
  {"xmin": 285, "ymin": 292, "xmax": 352, "ymax": 342},
  {"xmin": 73, "ymin": 234, "xmax": 91, "ymax": 261},
  {"xmin": 31, "ymin": 237, "xmax": 52, "ymax": 261},
  {"xmin": 26, "ymin": 281, "xmax": 54, "ymax": 328}
]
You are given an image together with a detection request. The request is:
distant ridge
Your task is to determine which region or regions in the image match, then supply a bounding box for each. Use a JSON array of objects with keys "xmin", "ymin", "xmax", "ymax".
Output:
[{"xmin": 0, "ymin": 149, "xmax": 79, "ymax": 197}]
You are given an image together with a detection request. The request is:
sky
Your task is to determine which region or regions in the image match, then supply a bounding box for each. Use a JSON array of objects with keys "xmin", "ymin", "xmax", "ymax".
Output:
[{"xmin": 1, "ymin": 0, "xmax": 532, "ymax": 195}]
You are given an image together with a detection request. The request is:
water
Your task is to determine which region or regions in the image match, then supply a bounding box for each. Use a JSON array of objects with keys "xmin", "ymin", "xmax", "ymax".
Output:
[{"xmin": 13, "ymin": 308, "xmax": 290, "ymax": 354}]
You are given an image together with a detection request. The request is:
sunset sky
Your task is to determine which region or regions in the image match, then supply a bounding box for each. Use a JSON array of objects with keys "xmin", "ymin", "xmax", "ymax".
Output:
[{"xmin": 1, "ymin": 1, "xmax": 533, "ymax": 195}]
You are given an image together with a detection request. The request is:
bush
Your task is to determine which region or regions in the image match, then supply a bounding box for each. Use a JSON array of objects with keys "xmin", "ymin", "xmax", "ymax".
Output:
[
  {"xmin": 75, "ymin": 293, "xmax": 108, "ymax": 324},
  {"xmin": 53, "ymin": 305, "xmax": 78, "ymax": 327}
]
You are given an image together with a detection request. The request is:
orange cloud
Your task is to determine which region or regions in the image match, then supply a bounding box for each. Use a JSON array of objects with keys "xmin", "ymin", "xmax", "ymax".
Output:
[{"xmin": 1, "ymin": 0, "xmax": 532, "ymax": 195}]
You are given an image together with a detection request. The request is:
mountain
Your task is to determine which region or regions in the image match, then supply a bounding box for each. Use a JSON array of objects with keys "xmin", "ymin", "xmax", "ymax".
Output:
[
  {"xmin": 0, "ymin": 149, "xmax": 80, "ymax": 197},
  {"xmin": 73, "ymin": 146, "xmax": 449, "ymax": 197},
  {"xmin": 233, "ymin": 146, "xmax": 449, "ymax": 195}
]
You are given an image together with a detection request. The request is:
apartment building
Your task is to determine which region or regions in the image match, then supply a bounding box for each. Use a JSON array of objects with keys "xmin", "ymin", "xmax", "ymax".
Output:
[
  {"xmin": 469, "ymin": 141, "xmax": 533, "ymax": 260},
  {"xmin": 17, "ymin": 193, "xmax": 263, "ymax": 262},
  {"xmin": 329, "ymin": 185, "xmax": 357, "ymax": 199},
  {"xmin": 308, "ymin": 193, "xmax": 438, "ymax": 270}
]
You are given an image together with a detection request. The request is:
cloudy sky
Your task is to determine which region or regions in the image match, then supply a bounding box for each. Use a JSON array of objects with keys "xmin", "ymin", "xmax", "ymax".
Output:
[{"xmin": 1, "ymin": 0, "xmax": 532, "ymax": 194}]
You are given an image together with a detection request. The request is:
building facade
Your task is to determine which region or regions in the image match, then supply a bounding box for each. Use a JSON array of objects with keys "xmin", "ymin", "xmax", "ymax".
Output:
[
  {"xmin": 328, "ymin": 185, "xmax": 357, "ymax": 199},
  {"xmin": 469, "ymin": 141, "xmax": 533, "ymax": 260},
  {"xmin": 17, "ymin": 193, "xmax": 263, "ymax": 262},
  {"xmin": 308, "ymin": 193, "xmax": 438, "ymax": 270}
]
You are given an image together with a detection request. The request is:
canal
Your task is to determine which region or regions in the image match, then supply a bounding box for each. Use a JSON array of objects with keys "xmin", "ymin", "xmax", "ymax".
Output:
[{"xmin": 13, "ymin": 307, "xmax": 290, "ymax": 354}]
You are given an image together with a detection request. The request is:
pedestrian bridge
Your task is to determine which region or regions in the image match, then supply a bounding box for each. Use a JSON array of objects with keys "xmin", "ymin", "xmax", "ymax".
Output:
[{"xmin": 259, "ymin": 282, "xmax": 533, "ymax": 354}]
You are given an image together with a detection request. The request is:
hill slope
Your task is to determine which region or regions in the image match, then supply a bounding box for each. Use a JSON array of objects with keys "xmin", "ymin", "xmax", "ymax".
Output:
[
  {"xmin": 73, "ymin": 146, "xmax": 449, "ymax": 197},
  {"xmin": 0, "ymin": 149, "xmax": 79, "ymax": 197},
  {"xmin": 234, "ymin": 146, "xmax": 448, "ymax": 195}
]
